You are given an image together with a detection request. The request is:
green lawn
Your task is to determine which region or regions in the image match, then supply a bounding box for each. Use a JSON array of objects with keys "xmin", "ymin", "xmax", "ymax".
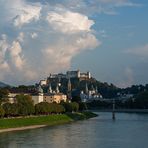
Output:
[{"xmin": 0, "ymin": 112, "xmax": 97, "ymax": 129}]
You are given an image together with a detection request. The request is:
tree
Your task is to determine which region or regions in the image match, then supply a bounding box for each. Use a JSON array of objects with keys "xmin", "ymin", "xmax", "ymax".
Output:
[
  {"xmin": 0, "ymin": 88, "xmax": 9, "ymax": 104},
  {"xmin": 35, "ymin": 102, "xmax": 51, "ymax": 115},
  {"xmin": 35, "ymin": 102, "xmax": 65, "ymax": 115},
  {"xmin": 2, "ymin": 103, "xmax": 19, "ymax": 117},
  {"xmin": 134, "ymin": 91, "xmax": 148, "ymax": 109},
  {"xmin": 79, "ymin": 102, "xmax": 87, "ymax": 111},
  {"xmin": 71, "ymin": 102, "xmax": 79, "ymax": 112},
  {"xmin": 16, "ymin": 94, "xmax": 35, "ymax": 116},
  {"xmin": 62, "ymin": 102, "xmax": 73, "ymax": 112},
  {"xmin": 0, "ymin": 106, "xmax": 5, "ymax": 117}
]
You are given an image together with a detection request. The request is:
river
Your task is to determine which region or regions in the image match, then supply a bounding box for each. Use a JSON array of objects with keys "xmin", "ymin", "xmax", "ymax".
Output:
[{"xmin": 0, "ymin": 112, "xmax": 148, "ymax": 148}]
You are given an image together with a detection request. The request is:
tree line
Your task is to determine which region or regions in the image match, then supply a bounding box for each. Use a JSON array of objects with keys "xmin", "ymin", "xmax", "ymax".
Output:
[{"xmin": 0, "ymin": 94, "xmax": 87, "ymax": 118}]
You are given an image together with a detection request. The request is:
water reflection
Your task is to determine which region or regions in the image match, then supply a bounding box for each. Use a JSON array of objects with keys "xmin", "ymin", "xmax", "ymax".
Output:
[{"xmin": 0, "ymin": 113, "xmax": 148, "ymax": 148}]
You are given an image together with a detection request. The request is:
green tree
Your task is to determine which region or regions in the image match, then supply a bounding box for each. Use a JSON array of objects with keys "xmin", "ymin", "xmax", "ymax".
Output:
[
  {"xmin": 134, "ymin": 91, "xmax": 148, "ymax": 109},
  {"xmin": 0, "ymin": 88, "xmax": 9, "ymax": 104},
  {"xmin": 35, "ymin": 102, "xmax": 51, "ymax": 115},
  {"xmin": 71, "ymin": 102, "xmax": 79, "ymax": 112},
  {"xmin": 16, "ymin": 94, "xmax": 35, "ymax": 116},
  {"xmin": 3, "ymin": 103, "xmax": 19, "ymax": 117},
  {"xmin": 50, "ymin": 103, "xmax": 65, "ymax": 114},
  {"xmin": 62, "ymin": 102, "xmax": 73, "ymax": 112},
  {"xmin": 79, "ymin": 102, "xmax": 87, "ymax": 111},
  {"xmin": 0, "ymin": 106, "xmax": 5, "ymax": 117}
]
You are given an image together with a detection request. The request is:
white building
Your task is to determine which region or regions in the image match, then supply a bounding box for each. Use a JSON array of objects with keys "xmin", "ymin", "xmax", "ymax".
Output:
[
  {"xmin": 7, "ymin": 93, "xmax": 30, "ymax": 104},
  {"xmin": 32, "ymin": 85, "xmax": 44, "ymax": 105},
  {"xmin": 66, "ymin": 70, "xmax": 91, "ymax": 79},
  {"xmin": 80, "ymin": 84, "xmax": 103, "ymax": 102},
  {"xmin": 48, "ymin": 70, "xmax": 91, "ymax": 80},
  {"xmin": 39, "ymin": 79, "xmax": 47, "ymax": 86}
]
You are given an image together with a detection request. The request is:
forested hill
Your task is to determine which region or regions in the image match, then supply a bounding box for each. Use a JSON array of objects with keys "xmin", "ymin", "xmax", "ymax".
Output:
[{"xmin": 47, "ymin": 77, "xmax": 119, "ymax": 98}]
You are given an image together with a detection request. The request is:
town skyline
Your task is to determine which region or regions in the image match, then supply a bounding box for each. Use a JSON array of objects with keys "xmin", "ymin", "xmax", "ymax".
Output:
[{"xmin": 0, "ymin": 0, "xmax": 148, "ymax": 88}]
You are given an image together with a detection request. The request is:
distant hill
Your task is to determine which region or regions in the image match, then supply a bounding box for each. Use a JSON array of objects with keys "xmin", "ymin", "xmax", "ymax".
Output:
[{"xmin": 0, "ymin": 82, "xmax": 9, "ymax": 88}]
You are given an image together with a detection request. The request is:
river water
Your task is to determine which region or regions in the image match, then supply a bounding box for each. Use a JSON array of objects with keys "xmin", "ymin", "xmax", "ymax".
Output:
[{"xmin": 0, "ymin": 112, "xmax": 148, "ymax": 148}]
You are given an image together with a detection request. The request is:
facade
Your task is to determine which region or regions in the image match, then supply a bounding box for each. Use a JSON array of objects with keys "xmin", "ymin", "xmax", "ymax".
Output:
[
  {"xmin": 80, "ymin": 84, "xmax": 103, "ymax": 102},
  {"xmin": 48, "ymin": 70, "xmax": 91, "ymax": 80},
  {"xmin": 7, "ymin": 93, "xmax": 18, "ymax": 104},
  {"xmin": 43, "ymin": 93, "xmax": 67, "ymax": 104},
  {"xmin": 32, "ymin": 84, "xmax": 67, "ymax": 105},
  {"xmin": 32, "ymin": 95, "xmax": 44, "ymax": 105},
  {"xmin": 39, "ymin": 79, "xmax": 47, "ymax": 86},
  {"xmin": 8, "ymin": 93, "xmax": 30, "ymax": 104},
  {"xmin": 66, "ymin": 70, "xmax": 91, "ymax": 79}
]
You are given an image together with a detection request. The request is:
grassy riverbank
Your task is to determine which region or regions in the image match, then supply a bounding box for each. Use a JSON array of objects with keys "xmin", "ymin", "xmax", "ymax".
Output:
[{"xmin": 0, "ymin": 112, "xmax": 97, "ymax": 131}]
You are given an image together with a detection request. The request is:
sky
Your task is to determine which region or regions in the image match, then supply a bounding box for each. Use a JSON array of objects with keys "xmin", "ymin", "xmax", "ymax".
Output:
[{"xmin": 0, "ymin": 0, "xmax": 148, "ymax": 87}]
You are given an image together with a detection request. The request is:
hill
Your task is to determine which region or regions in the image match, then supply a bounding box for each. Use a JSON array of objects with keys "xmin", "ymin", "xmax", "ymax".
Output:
[{"xmin": 0, "ymin": 82, "xmax": 9, "ymax": 88}]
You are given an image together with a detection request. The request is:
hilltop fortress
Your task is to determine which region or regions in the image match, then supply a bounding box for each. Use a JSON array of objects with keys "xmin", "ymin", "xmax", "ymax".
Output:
[
  {"xmin": 40, "ymin": 70, "xmax": 91, "ymax": 86},
  {"xmin": 49, "ymin": 70, "xmax": 91, "ymax": 79}
]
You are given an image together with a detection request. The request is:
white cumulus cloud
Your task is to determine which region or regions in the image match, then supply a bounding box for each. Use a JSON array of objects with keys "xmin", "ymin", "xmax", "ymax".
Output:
[
  {"xmin": 0, "ymin": 1, "xmax": 101, "ymax": 85},
  {"xmin": 8, "ymin": 41, "xmax": 25, "ymax": 70},
  {"xmin": 46, "ymin": 9, "xmax": 94, "ymax": 34},
  {"xmin": 43, "ymin": 33, "xmax": 100, "ymax": 72},
  {"xmin": 13, "ymin": 1, "xmax": 42, "ymax": 27}
]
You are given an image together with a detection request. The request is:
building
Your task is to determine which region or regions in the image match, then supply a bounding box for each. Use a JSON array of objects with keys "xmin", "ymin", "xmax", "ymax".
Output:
[
  {"xmin": 7, "ymin": 93, "xmax": 18, "ymax": 104},
  {"xmin": 32, "ymin": 85, "xmax": 44, "ymax": 105},
  {"xmin": 66, "ymin": 70, "xmax": 91, "ymax": 79},
  {"xmin": 43, "ymin": 93, "xmax": 67, "ymax": 104},
  {"xmin": 32, "ymin": 84, "xmax": 67, "ymax": 105},
  {"xmin": 48, "ymin": 70, "xmax": 91, "ymax": 80},
  {"xmin": 7, "ymin": 93, "xmax": 30, "ymax": 104},
  {"xmin": 80, "ymin": 83, "xmax": 102, "ymax": 102},
  {"xmin": 39, "ymin": 79, "xmax": 47, "ymax": 86}
]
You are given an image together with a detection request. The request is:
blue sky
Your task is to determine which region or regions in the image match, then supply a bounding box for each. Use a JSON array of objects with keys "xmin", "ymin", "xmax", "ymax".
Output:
[{"xmin": 0, "ymin": 0, "xmax": 148, "ymax": 87}]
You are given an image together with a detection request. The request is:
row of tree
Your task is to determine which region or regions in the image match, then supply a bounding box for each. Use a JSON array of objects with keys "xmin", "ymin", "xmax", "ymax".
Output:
[{"xmin": 0, "ymin": 94, "xmax": 87, "ymax": 118}]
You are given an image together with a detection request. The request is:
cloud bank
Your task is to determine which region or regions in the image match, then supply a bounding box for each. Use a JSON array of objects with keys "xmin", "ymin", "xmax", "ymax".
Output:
[
  {"xmin": 0, "ymin": 0, "xmax": 100, "ymax": 85},
  {"xmin": 0, "ymin": 0, "xmax": 141, "ymax": 85}
]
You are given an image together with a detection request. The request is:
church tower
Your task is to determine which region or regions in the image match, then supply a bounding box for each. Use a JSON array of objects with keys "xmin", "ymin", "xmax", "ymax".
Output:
[
  {"xmin": 38, "ymin": 85, "xmax": 43, "ymax": 96},
  {"xmin": 68, "ymin": 78, "xmax": 71, "ymax": 92},
  {"xmin": 56, "ymin": 83, "xmax": 60, "ymax": 93},
  {"xmin": 85, "ymin": 83, "xmax": 89, "ymax": 94},
  {"xmin": 67, "ymin": 78, "xmax": 72, "ymax": 99},
  {"xmin": 48, "ymin": 83, "xmax": 53, "ymax": 94}
]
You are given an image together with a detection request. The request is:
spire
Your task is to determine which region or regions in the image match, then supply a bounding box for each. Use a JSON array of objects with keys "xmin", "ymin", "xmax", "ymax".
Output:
[
  {"xmin": 85, "ymin": 83, "xmax": 88, "ymax": 94},
  {"xmin": 48, "ymin": 83, "xmax": 52, "ymax": 93},
  {"xmin": 38, "ymin": 85, "xmax": 43, "ymax": 95},
  {"xmin": 56, "ymin": 83, "xmax": 60, "ymax": 93},
  {"xmin": 91, "ymin": 85, "xmax": 95, "ymax": 91},
  {"xmin": 95, "ymin": 86, "xmax": 98, "ymax": 93},
  {"xmin": 67, "ymin": 78, "xmax": 72, "ymax": 100},
  {"xmin": 68, "ymin": 78, "xmax": 71, "ymax": 92}
]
